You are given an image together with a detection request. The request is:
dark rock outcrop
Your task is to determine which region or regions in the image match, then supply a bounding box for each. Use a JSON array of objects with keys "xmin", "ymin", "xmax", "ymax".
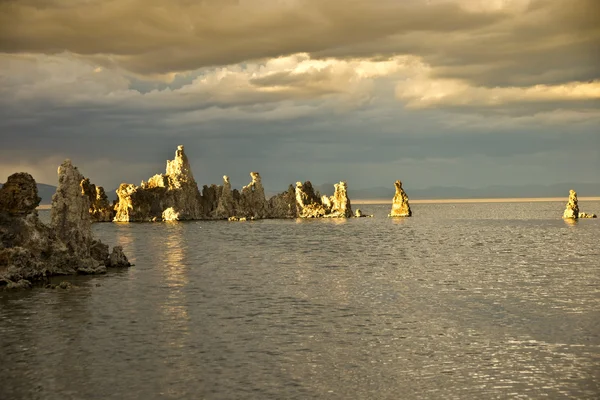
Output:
[
  {"xmin": 0, "ymin": 173, "xmax": 41, "ymax": 216},
  {"xmin": 389, "ymin": 180, "xmax": 412, "ymax": 217},
  {"xmin": 269, "ymin": 185, "xmax": 297, "ymax": 219},
  {"xmin": 1, "ymin": 163, "xmax": 130, "ymax": 289},
  {"xmin": 238, "ymin": 172, "xmax": 270, "ymax": 219}
]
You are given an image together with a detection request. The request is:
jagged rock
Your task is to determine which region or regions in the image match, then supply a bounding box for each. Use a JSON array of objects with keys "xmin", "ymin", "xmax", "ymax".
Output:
[
  {"xmin": 107, "ymin": 246, "xmax": 131, "ymax": 268},
  {"xmin": 562, "ymin": 190, "xmax": 579, "ymax": 219},
  {"xmin": 215, "ymin": 176, "xmax": 236, "ymax": 218},
  {"xmin": 578, "ymin": 212, "xmax": 597, "ymax": 218},
  {"xmin": 327, "ymin": 181, "xmax": 352, "ymax": 218},
  {"xmin": 295, "ymin": 181, "xmax": 327, "ymax": 218},
  {"xmin": 0, "ymin": 164, "xmax": 130, "ymax": 288},
  {"xmin": 114, "ymin": 145, "xmax": 204, "ymax": 222},
  {"xmin": 0, "ymin": 173, "xmax": 41, "ymax": 216},
  {"xmin": 202, "ymin": 184, "xmax": 223, "ymax": 218},
  {"xmin": 269, "ymin": 185, "xmax": 297, "ymax": 218},
  {"xmin": 81, "ymin": 178, "xmax": 114, "ymax": 222},
  {"xmin": 90, "ymin": 240, "xmax": 110, "ymax": 264},
  {"xmin": 239, "ymin": 172, "xmax": 269, "ymax": 219},
  {"xmin": 51, "ymin": 160, "xmax": 95, "ymax": 262},
  {"xmin": 389, "ymin": 180, "xmax": 412, "ymax": 217},
  {"xmin": 295, "ymin": 181, "xmax": 353, "ymax": 218}
]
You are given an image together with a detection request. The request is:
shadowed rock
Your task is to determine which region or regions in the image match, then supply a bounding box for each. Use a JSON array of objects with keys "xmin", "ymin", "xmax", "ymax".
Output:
[
  {"xmin": 1, "ymin": 163, "xmax": 130, "ymax": 289},
  {"xmin": 215, "ymin": 176, "xmax": 236, "ymax": 218},
  {"xmin": 269, "ymin": 184, "xmax": 297, "ymax": 219},
  {"xmin": 389, "ymin": 180, "xmax": 412, "ymax": 217},
  {"xmin": 0, "ymin": 173, "xmax": 41, "ymax": 216},
  {"xmin": 239, "ymin": 172, "xmax": 269, "ymax": 219}
]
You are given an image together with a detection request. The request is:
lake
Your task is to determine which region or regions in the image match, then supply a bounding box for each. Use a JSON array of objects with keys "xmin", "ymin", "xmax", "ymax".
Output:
[{"xmin": 1, "ymin": 201, "xmax": 599, "ymax": 399}]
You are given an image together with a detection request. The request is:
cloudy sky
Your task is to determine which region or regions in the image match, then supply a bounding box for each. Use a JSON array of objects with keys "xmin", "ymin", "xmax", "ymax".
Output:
[{"xmin": 0, "ymin": 0, "xmax": 598, "ymax": 193}]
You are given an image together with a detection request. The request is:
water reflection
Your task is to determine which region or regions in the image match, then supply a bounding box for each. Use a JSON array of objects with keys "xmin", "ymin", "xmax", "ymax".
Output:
[
  {"xmin": 563, "ymin": 218, "xmax": 578, "ymax": 227},
  {"xmin": 391, "ymin": 217, "xmax": 409, "ymax": 225}
]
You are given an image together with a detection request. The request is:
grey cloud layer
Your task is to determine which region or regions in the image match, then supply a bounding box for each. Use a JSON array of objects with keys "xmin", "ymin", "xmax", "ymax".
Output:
[{"xmin": 2, "ymin": 0, "xmax": 598, "ymax": 87}]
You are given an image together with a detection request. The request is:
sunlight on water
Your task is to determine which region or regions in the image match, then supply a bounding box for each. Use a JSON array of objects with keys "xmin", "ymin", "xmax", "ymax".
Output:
[{"xmin": 2, "ymin": 201, "xmax": 599, "ymax": 399}]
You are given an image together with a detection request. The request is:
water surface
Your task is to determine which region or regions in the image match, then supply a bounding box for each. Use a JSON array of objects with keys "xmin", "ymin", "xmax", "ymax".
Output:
[{"xmin": 2, "ymin": 201, "xmax": 599, "ymax": 399}]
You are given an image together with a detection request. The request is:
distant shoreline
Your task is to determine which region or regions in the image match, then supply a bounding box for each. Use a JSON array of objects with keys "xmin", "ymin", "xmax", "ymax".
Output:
[
  {"xmin": 35, "ymin": 197, "xmax": 600, "ymax": 210},
  {"xmin": 353, "ymin": 197, "xmax": 600, "ymax": 205}
]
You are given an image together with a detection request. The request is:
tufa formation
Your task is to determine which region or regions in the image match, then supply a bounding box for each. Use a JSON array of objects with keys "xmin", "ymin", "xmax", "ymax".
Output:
[
  {"xmin": 389, "ymin": 180, "xmax": 412, "ymax": 217},
  {"xmin": 1, "ymin": 163, "xmax": 130, "ymax": 289}
]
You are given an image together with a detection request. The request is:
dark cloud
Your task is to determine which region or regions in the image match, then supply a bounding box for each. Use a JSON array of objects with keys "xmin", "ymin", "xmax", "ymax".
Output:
[{"xmin": 2, "ymin": 0, "xmax": 597, "ymax": 87}]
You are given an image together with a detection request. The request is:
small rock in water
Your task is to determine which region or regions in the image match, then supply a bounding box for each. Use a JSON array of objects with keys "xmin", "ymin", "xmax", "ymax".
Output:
[
  {"xmin": 107, "ymin": 246, "xmax": 131, "ymax": 268},
  {"xmin": 58, "ymin": 281, "xmax": 72, "ymax": 290},
  {"xmin": 4, "ymin": 279, "xmax": 32, "ymax": 291},
  {"xmin": 578, "ymin": 212, "xmax": 597, "ymax": 219}
]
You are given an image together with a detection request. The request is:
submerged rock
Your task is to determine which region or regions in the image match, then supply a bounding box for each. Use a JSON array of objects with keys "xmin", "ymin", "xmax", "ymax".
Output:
[
  {"xmin": 2, "ymin": 279, "xmax": 32, "ymax": 291},
  {"xmin": 562, "ymin": 190, "xmax": 579, "ymax": 219},
  {"xmin": 0, "ymin": 164, "xmax": 131, "ymax": 289},
  {"xmin": 114, "ymin": 145, "xmax": 204, "ymax": 222},
  {"xmin": 389, "ymin": 180, "xmax": 412, "ymax": 217},
  {"xmin": 354, "ymin": 209, "xmax": 373, "ymax": 218}
]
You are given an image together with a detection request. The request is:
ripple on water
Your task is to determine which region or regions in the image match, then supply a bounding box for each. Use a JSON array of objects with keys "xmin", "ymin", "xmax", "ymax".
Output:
[{"xmin": 1, "ymin": 202, "xmax": 599, "ymax": 399}]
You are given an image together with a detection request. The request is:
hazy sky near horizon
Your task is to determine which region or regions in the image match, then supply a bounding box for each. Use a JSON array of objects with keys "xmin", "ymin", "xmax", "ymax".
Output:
[{"xmin": 0, "ymin": 0, "xmax": 599, "ymax": 191}]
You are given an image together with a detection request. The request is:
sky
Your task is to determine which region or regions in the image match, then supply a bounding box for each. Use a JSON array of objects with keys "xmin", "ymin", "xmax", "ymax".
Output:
[{"xmin": 0, "ymin": 0, "xmax": 599, "ymax": 192}]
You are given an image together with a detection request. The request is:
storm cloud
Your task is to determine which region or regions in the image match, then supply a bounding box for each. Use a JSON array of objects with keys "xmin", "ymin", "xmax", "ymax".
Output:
[{"xmin": 0, "ymin": 0, "xmax": 598, "ymax": 192}]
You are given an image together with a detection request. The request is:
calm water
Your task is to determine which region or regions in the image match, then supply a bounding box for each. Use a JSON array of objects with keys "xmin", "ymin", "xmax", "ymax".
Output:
[{"xmin": 1, "ymin": 201, "xmax": 599, "ymax": 399}]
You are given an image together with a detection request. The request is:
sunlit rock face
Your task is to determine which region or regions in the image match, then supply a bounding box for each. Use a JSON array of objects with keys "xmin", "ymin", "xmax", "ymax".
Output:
[
  {"xmin": 562, "ymin": 190, "xmax": 579, "ymax": 219},
  {"xmin": 80, "ymin": 178, "xmax": 114, "ymax": 222},
  {"xmin": 329, "ymin": 181, "xmax": 353, "ymax": 218},
  {"xmin": 295, "ymin": 181, "xmax": 327, "ymax": 218},
  {"xmin": 294, "ymin": 181, "xmax": 353, "ymax": 218},
  {"xmin": 389, "ymin": 180, "xmax": 412, "ymax": 217},
  {"xmin": 1, "ymin": 164, "xmax": 130, "ymax": 287},
  {"xmin": 113, "ymin": 145, "xmax": 204, "ymax": 222},
  {"xmin": 578, "ymin": 212, "xmax": 597, "ymax": 218}
]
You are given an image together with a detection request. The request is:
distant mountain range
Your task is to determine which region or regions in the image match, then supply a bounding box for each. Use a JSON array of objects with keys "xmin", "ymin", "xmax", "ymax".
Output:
[{"xmin": 2, "ymin": 182, "xmax": 599, "ymax": 205}]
